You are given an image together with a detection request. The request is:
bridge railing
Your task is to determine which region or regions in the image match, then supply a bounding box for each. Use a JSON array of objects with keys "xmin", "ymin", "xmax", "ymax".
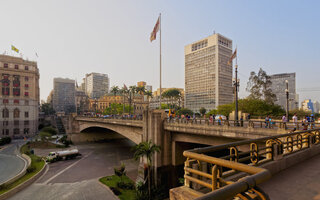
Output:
[
  {"xmin": 77, "ymin": 115, "xmax": 143, "ymax": 121},
  {"xmin": 179, "ymin": 128, "xmax": 320, "ymax": 200},
  {"xmin": 165, "ymin": 117, "xmax": 320, "ymax": 130}
]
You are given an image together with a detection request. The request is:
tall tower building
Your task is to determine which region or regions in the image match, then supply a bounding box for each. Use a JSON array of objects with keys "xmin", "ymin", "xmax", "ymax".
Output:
[
  {"xmin": 270, "ymin": 73, "xmax": 298, "ymax": 110},
  {"xmin": 85, "ymin": 72, "xmax": 110, "ymax": 99},
  {"xmin": 0, "ymin": 55, "xmax": 39, "ymax": 138},
  {"xmin": 185, "ymin": 33, "xmax": 233, "ymax": 112},
  {"xmin": 53, "ymin": 78, "xmax": 75, "ymax": 113}
]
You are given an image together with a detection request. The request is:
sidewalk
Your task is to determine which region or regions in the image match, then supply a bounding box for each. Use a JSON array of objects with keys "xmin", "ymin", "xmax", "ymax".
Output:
[{"xmin": 260, "ymin": 153, "xmax": 320, "ymax": 200}]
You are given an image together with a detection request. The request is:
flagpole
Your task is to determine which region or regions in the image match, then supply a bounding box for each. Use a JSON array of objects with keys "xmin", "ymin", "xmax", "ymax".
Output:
[
  {"xmin": 159, "ymin": 13, "xmax": 162, "ymax": 109},
  {"xmin": 235, "ymin": 46, "xmax": 239, "ymax": 125}
]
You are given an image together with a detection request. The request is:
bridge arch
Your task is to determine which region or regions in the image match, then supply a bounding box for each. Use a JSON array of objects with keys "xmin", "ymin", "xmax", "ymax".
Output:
[{"xmin": 78, "ymin": 122, "xmax": 142, "ymax": 144}]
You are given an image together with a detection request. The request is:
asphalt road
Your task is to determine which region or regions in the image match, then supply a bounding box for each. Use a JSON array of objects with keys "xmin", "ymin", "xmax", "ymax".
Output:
[
  {"xmin": 0, "ymin": 140, "xmax": 26, "ymax": 185},
  {"xmin": 8, "ymin": 139, "xmax": 139, "ymax": 200}
]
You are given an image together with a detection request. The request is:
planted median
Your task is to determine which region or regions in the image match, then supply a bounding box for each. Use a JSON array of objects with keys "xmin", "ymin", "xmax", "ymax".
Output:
[{"xmin": 0, "ymin": 144, "xmax": 45, "ymax": 195}]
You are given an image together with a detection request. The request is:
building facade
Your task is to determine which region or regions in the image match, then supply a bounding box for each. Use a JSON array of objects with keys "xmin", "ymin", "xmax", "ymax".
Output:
[
  {"xmin": 270, "ymin": 73, "xmax": 298, "ymax": 111},
  {"xmin": 88, "ymin": 94, "xmax": 148, "ymax": 114},
  {"xmin": 185, "ymin": 33, "xmax": 233, "ymax": 113},
  {"xmin": 150, "ymin": 88, "xmax": 184, "ymax": 109},
  {"xmin": 85, "ymin": 73, "xmax": 110, "ymax": 99},
  {"xmin": 0, "ymin": 55, "xmax": 39, "ymax": 138},
  {"xmin": 301, "ymin": 99, "xmax": 314, "ymax": 113},
  {"xmin": 52, "ymin": 78, "xmax": 76, "ymax": 113}
]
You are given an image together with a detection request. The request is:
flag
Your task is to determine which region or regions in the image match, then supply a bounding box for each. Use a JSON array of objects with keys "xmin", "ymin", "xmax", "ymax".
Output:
[
  {"xmin": 11, "ymin": 45, "xmax": 19, "ymax": 53},
  {"xmin": 228, "ymin": 48, "xmax": 237, "ymax": 65},
  {"xmin": 150, "ymin": 16, "xmax": 160, "ymax": 42},
  {"xmin": 123, "ymin": 84, "xmax": 128, "ymax": 90},
  {"xmin": 35, "ymin": 52, "xmax": 38, "ymax": 57}
]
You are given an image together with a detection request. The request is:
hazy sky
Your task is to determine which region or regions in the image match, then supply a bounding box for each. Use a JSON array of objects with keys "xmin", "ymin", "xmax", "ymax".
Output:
[{"xmin": 0, "ymin": 0, "xmax": 319, "ymax": 103}]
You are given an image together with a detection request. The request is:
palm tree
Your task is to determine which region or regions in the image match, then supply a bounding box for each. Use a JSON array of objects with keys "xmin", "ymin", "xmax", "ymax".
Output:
[
  {"xmin": 111, "ymin": 85, "xmax": 119, "ymax": 96},
  {"xmin": 145, "ymin": 91, "xmax": 153, "ymax": 102},
  {"xmin": 133, "ymin": 140, "xmax": 161, "ymax": 199},
  {"xmin": 120, "ymin": 86, "xmax": 129, "ymax": 114},
  {"xmin": 129, "ymin": 85, "xmax": 137, "ymax": 115}
]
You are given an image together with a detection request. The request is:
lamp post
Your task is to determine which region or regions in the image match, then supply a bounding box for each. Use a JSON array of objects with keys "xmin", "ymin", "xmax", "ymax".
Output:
[
  {"xmin": 285, "ymin": 80, "xmax": 289, "ymax": 122},
  {"xmin": 235, "ymin": 64, "xmax": 239, "ymax": 125}
]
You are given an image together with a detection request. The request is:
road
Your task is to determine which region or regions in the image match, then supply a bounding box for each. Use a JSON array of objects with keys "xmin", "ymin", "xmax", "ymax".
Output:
[
  {"xmin": 0, "ymin": 140, "xmax": 26, "ymax": 185},
  {"xmin": 8, "ymin": 139, "xmax": 139, "ymax": 200}
]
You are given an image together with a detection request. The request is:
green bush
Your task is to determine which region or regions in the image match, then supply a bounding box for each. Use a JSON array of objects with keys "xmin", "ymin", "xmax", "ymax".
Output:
[
  {"xmin": 110, "ymin": 187, "xmax": 122, "ymax": 195},
  {"xmin": 26, "ymin": 166, "xmax": 36, "ymax": 173},
  {"xmin": 114, "ymin": 163, "xmax": 126, "ymax": 177},
  {"xmin": 0, "ymin": 137, "xmax": 11, "ymax": 146},
  {"xmin": 117, "ymin": 182, "xmax": 135, "ymax": 190},
  {"xmin": 41, "ymin": 126, "xmax": 57, "ymax": 135}
]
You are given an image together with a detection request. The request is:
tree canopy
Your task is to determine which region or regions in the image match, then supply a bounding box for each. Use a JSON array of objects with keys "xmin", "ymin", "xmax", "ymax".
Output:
[{"xmin": 246, "ymin": 68, "xmax": 276, "ymax": 103}]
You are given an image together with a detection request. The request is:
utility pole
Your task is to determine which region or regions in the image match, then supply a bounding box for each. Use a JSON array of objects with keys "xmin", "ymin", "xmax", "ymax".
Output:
[{"xmin": 285, "ymin": 80, "xmax": 289, "ymax": 122}]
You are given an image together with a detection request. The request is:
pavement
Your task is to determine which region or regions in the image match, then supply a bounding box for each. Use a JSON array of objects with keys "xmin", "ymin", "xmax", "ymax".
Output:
[
  {"xmin": 0, "ymin": 140, "xmax": 26, "ymax": 185},
  {"xmin": 8, "ymin": 139, "xmax": 139, "ymax": 200},
  {"xmin": 260, "ymin": 153, "xmax": 320, "ymax": 200}
]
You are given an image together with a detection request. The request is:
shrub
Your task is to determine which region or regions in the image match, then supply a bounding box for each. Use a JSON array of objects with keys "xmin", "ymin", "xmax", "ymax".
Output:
[
  {"xmin": 41, "ymin": 126, "xmax": 57, "ymax": 135},
  {"xmin": 26, "ymin": 166, "xmax": 36, "ymax": 173},
  {"xmin": 0, "ymin": 137, "xmax": 12, "ymax": 146},
  {"xmin": 117, "ymin": 181, "xmax": 135, "ymax": 190},
  {"xmin": 110, "ymin": 187, "xmax": 121, "ymax": 195},
  {"xmin": 114, "ymin": 163, "xmax": 126, "ymax": 177}
]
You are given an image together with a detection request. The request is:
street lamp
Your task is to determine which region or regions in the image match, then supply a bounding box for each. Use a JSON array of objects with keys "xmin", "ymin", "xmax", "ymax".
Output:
[
  {"xmin": 235, "ymin": 64, "xmax": 239, "ymax": 125},
  {"xmin": 285, "ymin": 80, "xmax": 289, "ymax": 122}
]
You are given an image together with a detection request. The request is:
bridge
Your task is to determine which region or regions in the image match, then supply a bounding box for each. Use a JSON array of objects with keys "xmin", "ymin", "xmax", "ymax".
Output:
[{"xmin": 65, "ymin": 111, "xmax": 320, "ymax": 198}]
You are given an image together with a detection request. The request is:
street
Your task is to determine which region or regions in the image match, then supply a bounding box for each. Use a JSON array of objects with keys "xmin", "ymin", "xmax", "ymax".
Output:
[
  {"xmin": 0, "ymin": 140, "xmax": 26, "ymax": 185},
  {"xmin": 8, "ymin": 139, "xmax": 139, "ymax": 200}
]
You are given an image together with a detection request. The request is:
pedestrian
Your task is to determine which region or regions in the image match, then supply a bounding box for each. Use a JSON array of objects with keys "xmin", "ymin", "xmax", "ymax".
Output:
[
  {"xmin": 269, "ymin": 116, "xmax": 273, "ymax": 128},
  {"xmin": 265, "ymin": 115, "xmax": 270, "ymax": 128},
  {"xmin": 247, "ymin": 113, "xmax": 251, "ymax": 120},
  {"xmin": 310, "ymin": 114, "xmax": 315, "ymax": 129},
  {"xmin": 240, "ymin": 115, "xmax": 244, "ymax": 127},
  {"xmin": 302, "ymin": 116, "xmax": 308, "ymax": 130},
  {"xmin": 218, "ymin": 116, "xmax": 222, "ymax": 125},
  {"xmin": 282, "ymin": 114, "xmax": 287, "ymax": 129},
  {"xmin": 292, "ymin": 113, "xmax": 298, "ymax": 129},
  {"xmin": 193, "ymin": 113, "xmax": 196, "ymax": 122}
]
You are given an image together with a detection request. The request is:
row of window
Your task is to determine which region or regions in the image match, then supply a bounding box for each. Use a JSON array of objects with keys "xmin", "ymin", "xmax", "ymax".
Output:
[
  {"xmin": 1, "ymin": 88, "xmax": 29, "ymax": 96},
  {"xmin": 2, "ymin": 63, "xmax": 30, "ymax": 70},
  {"xmin": 3, "ymin": 120, "xmax": 29, "ymax": 125},
  {"xmin": 2, "ymin": 99, "xmax": 29, "ymax": 105},
  {"xmin": 2, "ymin": 128, "xmax": 29, "ymax": 135},
  {"xmin": 2, "ymin": 108, "xmax": 28, "ymax": 118}
]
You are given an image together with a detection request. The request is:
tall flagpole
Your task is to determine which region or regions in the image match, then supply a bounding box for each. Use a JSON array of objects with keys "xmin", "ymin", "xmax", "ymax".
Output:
[{"xmin": 159, "ymin": 13, "xmax": 162, "ymax": 109}]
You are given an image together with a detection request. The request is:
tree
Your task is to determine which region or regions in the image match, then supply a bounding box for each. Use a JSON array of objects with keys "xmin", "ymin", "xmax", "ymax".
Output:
[
  {"xmin": 145, "ymin": 91, "xmax": 153, "ymax": 102},
  {"xmin": 111, "ymin": 86, "xmax": 120, "ymax": 96},
  {"xmin": 246, "ymin": 68, "xmax": 276, "ymax": 103},
  {"xmin": 133, "ymin": 141, "xmax": 161, "ymax": 199},
  {"xmin": 39, "ymin": 131, "xmax": 51, "ymax": 142},
  {"xmin": 217, "ymin": 104, "xmax": 234, "ymax": 117},
  {"xmin": 199, "ymin": 107, "xmax": 206, "ymax": 116},
  {"xmin": 176, "ymin": 108, "xmax": 193, "ymax": 116},
  {"xmin": 162, "ymin": 88, "xmax": 181, "ymax": 108},
  {"xmin": 41, "ymin": 103, "xmax": 55, "ymax": 115}
]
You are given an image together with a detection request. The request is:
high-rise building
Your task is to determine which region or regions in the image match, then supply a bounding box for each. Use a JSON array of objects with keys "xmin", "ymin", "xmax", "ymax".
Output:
[
  {"xmin": 85, "ymin": 72, "xmax": 110, "ymax": 99},
  {"xmin": 185, "ymin": 33, "xmax": 233, "ymax": 112},
  {"xmin": 53, "ymin": 78, "xmax": 75, "ymax": 113},
  {"xmin": 0, "ymin": 55, "xmax": 39, "ymax": 138},
  {"xmin": 301, "ymin": 99, "xmax": 314, "ymax": 113},
  {"xmin": 270, "ymin": 73, "xmax": 298, "ymax": 110}
]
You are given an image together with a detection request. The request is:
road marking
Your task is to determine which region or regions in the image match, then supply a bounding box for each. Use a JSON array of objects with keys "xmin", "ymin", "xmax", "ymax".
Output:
[{"xmin": 43, "ymin": 151, "xmax": 93, "ymax": 184}]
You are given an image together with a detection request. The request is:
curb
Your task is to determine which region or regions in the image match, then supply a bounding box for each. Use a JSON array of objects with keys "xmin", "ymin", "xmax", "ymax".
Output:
[
  {"xmin": 0, "ymin": 162, "xmax": 48, "ymax": 200},
  {"xmin": 98, "ymin": 177, "xmax": 120, "ymax": 200}
]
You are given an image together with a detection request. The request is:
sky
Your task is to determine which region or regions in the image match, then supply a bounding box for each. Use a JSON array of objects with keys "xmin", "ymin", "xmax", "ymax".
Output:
[{"xmin": 0, "ymin": 0, "xmax": 319, "ymax": 103}]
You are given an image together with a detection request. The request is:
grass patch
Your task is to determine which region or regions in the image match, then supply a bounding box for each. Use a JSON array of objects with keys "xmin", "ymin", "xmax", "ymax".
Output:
[
  {"xmin": 0, "ymin": 144, "xmax": 45, "ymax": 195},
  {"xmin": 99, "ymin": 175, "xmax": 136, "ymax": 200},
  {"xmin": 25, "ymin": 141, "xmax": 65, "ymax": 149}
]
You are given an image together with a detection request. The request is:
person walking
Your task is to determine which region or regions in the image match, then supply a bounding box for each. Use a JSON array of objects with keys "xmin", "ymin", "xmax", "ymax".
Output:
[
  {"xmin": 265, "ymin": 115, "xmax": 270, "ymax": 128},
  {"xmin": 302, "ymin": 116, "xmax": 308, "ymax": 130},
  {"xmin": 292, "ymin": 113, "xmax": 298, "ymax": 129},
  {"xmin": 240, "ymin": 115, "xmax": 244, "ymax": 127},
  {"xmin": 282, "ymin": 114, "xmax": 287, "ymax": 129}
]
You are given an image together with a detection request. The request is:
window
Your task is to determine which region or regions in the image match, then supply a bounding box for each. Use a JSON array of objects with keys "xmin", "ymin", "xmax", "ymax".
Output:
[
  {"xmin": 25, "ymin": 112, "xmax": 29, "ymax": 118},
  {"xmin": 14, "ymin": 128, "xmax": 19, "ymax": 135},
  {"xmin": 24, "ymin": 92, "xmax": 29, "ymax": 97},
  {"xmin": 3, "ymin": 99, "xmax": 9, "ymax": 104},
  {"xmin": 2, "ymin": 88, "xmax": 9, "ymax": 96},
  {"xmin": 3, "ymin": 121, "xmax": 9, "ymax": 126},
  {"xmin": 24, "ymin": 120, "xmax": 29, "ymax": 125},
  {"xmin": 25, "ymin": 76, "xmax": 29, "ymax": 81},
  {"xmin": 14, "ymin": 120, "xmax": 19, "ymax": 126},
  {"xmin": 25, "ymin": 66, "xmax": 29, "ymax": 70},
  {"xmin": 25, "ymin": 84, "xmax": 29, "ymax": 88},
  {"xmin": 13, "ymin": 88, "xmax": 20, "ymax": 96},
  {"xmin": 24, "ymin": 128, "xmax": 29, "ymax": 135},
  {"xmin": 14, "ymin": 108, "xmax": 20, "ymax": 118},
  {"xmin": 2, "ymin": 129, "xmax": 9, "ymax": 135},
  {"xmin": 15, "ymin": 65, "xmax": 19, "ymax": 69},
  {"xmin": 25, "ymin": 100, "xmax": 29, "ymax": 105},
  {"xmin": 4, "ymin": 63, "xmax": 8, "ymax": 68},
  {"xmin": 2, "ymin": 108, "xmax": 9, "ymax": 118},
  {"xmin": 14, "ymin": 99, "xmax": 19, "ymax": 104}
]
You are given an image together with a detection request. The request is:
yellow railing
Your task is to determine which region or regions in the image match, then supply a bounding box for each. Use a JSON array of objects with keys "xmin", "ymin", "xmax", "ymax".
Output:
[{"xmin": 181, "ymin": 129, "xmax": 320, "ymax": 200}]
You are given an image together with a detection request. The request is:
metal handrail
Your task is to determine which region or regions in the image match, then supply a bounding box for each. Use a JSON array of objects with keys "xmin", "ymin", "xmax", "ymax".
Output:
[{"xmin": 181, "ymin": 129, "xmax": 320, "ymax": 200}]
